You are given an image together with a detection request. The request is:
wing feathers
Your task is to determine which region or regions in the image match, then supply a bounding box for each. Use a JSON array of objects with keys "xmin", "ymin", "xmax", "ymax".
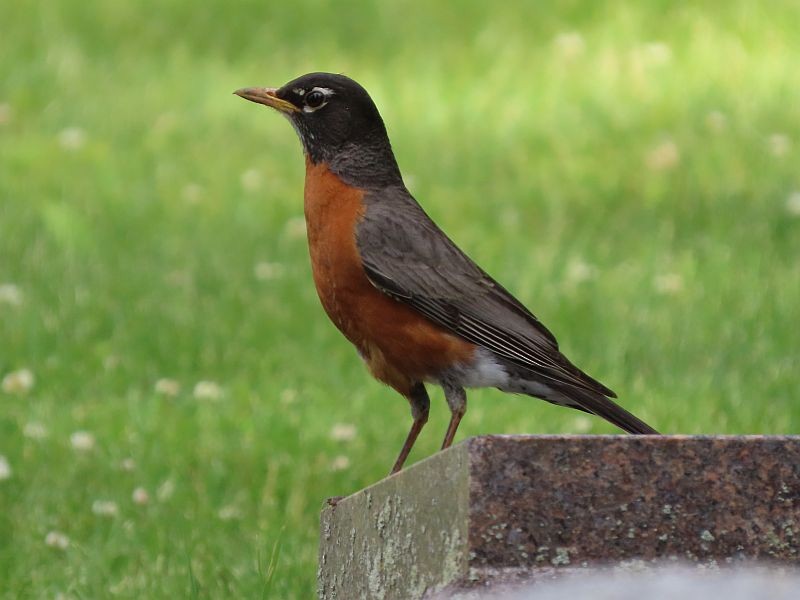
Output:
[{"xmin": 357, "ymin": 187, "xmax": 614, "ymax": 399}]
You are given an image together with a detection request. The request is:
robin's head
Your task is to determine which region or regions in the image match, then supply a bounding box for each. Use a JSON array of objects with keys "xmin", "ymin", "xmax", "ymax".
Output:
[{"xmin": 235, "ymin": 72, "xmax": 401, "ymax": 186}]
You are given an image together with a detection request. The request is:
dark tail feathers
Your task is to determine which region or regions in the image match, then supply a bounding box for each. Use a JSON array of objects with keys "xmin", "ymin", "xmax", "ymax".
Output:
[{"xmin": 564, "ymin": 385, "xmax": 659, "ymax": 435}]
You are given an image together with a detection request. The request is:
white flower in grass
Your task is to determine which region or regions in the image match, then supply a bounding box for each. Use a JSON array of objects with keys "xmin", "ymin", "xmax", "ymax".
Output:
[
  {"xmin": 254, "ymin": 261, "xmax": 285, "ymax": 281},
  {"xmin": 331, "ymin": 455, "xmax": 350, "ymax": 471},
  {"xmin": 181, "ymin": 183, "xmax": 204, "ymax": 204},
  {"xmin": 786, "ymin": 192, "xmax": 800, "ymax": 217},
  {"xmin": 768, "ymin": 134, "xmax": 791, "ymax": 157},
  {"xmin": 157, "ymin": 479, "xmax": 175, "ymax": 502},
  {"xmin": 45, "ymin": 531, "xmax": 70, "ymax": 550},
  {"xmin": 120, "ymin": 458, "xmax": 136, "ymax": 471},
  {"xmin": 645, "ymin": 140, "xmax": 680, "ymax": 172},
  {"xmin": 642, "ymin": 42, "xmax": 672, "ymax": 66},
  {"xmin": 23, "ymin": 422, "xmax": 48, "ymax": 440},
  {"xmin": 572, "ymin": 416, "xmax": 593, "ymax": 433},
  {"xmin": 217, "ymin": 505, "xmax": 241, "ymax": 521},
  {"xmin": 330, "ymin": 423, "xmax": 357, "ymax": 442},
  {"xmin": 566, "ymin": 259, "xmax": 596, "ymax": 284},
  {"xmin": 0, "ymin": 283, "xmax": 23, "ymax": 306},
  {"xmin": 654, "ymin": 273, "xmax": 684, "ymax": 295},
  {"xmin": 154, "ymin": 378, "xmax": 180, "ymax": 397},
  {"xmin": 132, "ymin": 487, "xmax": 149, "ymax": 505},
  {"xmin": 91, "ymin": 500, "xmax": 119, "ymax": 517},
  {"xmin": 280, "ymin": 388, "xmax": 297, "ymax": 405},
  {"xmin": 2, "ymin": 368, "xmax": 34, "ymax": 394},
  {"xmin": 706, "ymin": 111, "xmax": 727, "ymax": 133},
  {"xmin": 283, "ymin": 216, "xmax": 307, "ymax": 240},
  {"xmin": 193, "ymin": 380, "xmax": 222, "ymax": 400},
  {"xmin": 58, "ymin": 127, "xmax": 86, "ymax": 151},
  {"xmin": 240, "ymin": 168, "xmax": 263, "ymax": 191},
  {"xmin": 70, "ymin": 431, "xmax": 95, "ymax": 451},
  {"xmin": 553, "ymin": 32, "xmax": 585, "ymax": 60},
  {"xmin": 0, "ymin": 455, "xmax": 11, "ymax": 481}
]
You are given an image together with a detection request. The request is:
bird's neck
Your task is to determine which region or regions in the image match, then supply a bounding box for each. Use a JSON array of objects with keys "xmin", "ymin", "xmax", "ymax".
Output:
[{"xmin": 307, "ymin": 137, "xmax": 404, "ymax": 190}]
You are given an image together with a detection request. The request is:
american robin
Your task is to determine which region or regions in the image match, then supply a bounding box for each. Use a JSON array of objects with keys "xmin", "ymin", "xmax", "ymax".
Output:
[{"xmin": 235, "ymin": 73, "xmax": 658, "ymax": 474}]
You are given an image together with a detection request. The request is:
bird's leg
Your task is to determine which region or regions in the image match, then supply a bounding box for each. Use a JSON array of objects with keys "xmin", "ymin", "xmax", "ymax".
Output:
[
  {"xmin": 441, "ymin": 383, "xmax": 467, "ymax": 450},
  {"xmin": 389, "ymin": 383, "xmax": 430, "ymax": 475}
]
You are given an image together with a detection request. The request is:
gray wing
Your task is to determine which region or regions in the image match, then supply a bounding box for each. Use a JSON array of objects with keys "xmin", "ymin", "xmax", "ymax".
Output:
[{"xmin": 356, "ymin": 187, "xmax": 615, "ymax": 398}]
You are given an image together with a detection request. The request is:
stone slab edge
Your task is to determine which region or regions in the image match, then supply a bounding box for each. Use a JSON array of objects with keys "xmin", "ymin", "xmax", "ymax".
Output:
[{"xmin": 318, "ymin": 444, "xmax": 470, "ymax": 599}]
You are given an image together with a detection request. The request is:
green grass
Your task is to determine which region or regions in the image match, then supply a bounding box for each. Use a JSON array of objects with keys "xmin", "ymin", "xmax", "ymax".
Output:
[{"xmin": 2, "ymin": 0, "xmax": 800, "ymax": 596}]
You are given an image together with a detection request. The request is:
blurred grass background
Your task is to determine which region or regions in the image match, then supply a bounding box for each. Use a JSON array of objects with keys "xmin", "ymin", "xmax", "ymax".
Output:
[{"xmin": 1, "ymin": 0, "xmax": 799, "ymax": 596}]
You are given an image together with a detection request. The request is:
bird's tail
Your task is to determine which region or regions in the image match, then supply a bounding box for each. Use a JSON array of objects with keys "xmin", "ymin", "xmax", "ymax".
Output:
[
  {"xmin": 498, "ymin": 358, "xmax": 659, "ymax": 434},
  {"xmin": 563, "ymin": 385, "xmax": 659, "ymax": 435}
]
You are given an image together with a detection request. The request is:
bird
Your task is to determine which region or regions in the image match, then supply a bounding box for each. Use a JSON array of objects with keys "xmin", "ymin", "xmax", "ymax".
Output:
[{"xmin": 235, "ymin": 72, "xmax": 658, "ymax": 474}]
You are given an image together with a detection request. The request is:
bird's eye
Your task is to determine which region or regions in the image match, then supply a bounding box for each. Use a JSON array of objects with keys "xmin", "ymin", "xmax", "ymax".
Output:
[{"xmin": 305, "ymin": 90, "xmax": 326, "ymax": 109}]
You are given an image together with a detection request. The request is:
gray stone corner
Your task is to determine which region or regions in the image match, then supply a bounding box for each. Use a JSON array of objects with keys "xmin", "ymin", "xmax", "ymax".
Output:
[{"xmin": 318, "ymin": 435, "xmax": 800, "ymax": 599}]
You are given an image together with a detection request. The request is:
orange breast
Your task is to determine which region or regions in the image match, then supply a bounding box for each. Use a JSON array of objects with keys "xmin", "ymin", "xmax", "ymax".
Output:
[{"xmin": 303, "ymin": 160, "xmax": 476, "ymax": 395}]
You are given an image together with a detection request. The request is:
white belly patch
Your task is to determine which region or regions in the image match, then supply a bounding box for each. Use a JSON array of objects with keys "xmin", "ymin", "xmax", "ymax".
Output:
[{"xmin": 438, "ymin": 347, "xmax": 510, "ymax": 389}]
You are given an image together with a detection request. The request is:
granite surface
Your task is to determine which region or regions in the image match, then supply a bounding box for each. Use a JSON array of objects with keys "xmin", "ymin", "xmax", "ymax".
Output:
[{"xmin": 318, "ymin": 435, "xmax": 800, "ymax": 599}]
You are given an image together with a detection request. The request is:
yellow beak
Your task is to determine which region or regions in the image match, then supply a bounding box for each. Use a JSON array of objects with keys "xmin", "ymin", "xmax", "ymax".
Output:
[{"xmin": 234, "ymin": 87, "xmax": 300, "ymax": 114}]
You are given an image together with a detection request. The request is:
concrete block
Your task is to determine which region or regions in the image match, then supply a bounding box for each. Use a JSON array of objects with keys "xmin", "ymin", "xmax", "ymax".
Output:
[{"xmin": 318, "ymin": 435, "xmax": 800, "ymax": 599}]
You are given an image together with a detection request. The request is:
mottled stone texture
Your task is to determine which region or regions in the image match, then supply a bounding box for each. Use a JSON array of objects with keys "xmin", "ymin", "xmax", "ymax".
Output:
[
  {"xmin": 318, "ymin": 435, "xmax": 800, "ymax": 599},
  {"xmin": 318, "ymin": 441, "xmax": 470, "ymax": 599}
]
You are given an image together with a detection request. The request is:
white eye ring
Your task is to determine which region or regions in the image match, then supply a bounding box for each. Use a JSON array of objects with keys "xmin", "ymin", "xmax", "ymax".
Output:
[{"xmin": 302, "ymin": 87, "xmax": 334, "ymax": 113}]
